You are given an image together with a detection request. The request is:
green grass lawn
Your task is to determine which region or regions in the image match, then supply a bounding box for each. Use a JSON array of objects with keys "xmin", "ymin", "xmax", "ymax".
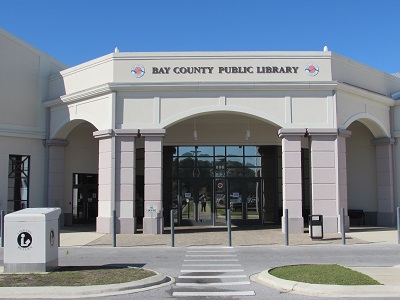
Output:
[{"xmin": 269, "ymin": 264, "xmax": 380, "ymax": 285}]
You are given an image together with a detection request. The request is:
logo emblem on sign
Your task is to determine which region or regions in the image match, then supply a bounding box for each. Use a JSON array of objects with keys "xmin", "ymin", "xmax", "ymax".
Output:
[
  {"xmin": 305, "ymin": 62, "xmax": 319, "ymax": 76},
  {"xmin": 17, "ymin": 231, "xmax": 32, "ymax": 249},
  {"xmin": 131, "ymin": 64, "xmax": 145, "ymax": 78}
]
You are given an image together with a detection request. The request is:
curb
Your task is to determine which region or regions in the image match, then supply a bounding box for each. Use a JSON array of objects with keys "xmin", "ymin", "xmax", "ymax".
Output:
[
  {"xmin": 0, "ymin": 272, "xmax": 174, "ymax": 298},
  {"xmin": 251, "ymin": 269, "xmax": 400, "ymax": 298}
]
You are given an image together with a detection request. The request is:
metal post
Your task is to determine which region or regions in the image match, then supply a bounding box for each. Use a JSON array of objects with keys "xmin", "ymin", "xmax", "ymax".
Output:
[
  {"xmin": 58, "ymin": 216, "xmax": 61, "ymax": 247},
  {"xmin": 284, "ymin": 208, "xmax": 289, "ymax": 246},
  {"xmin": 112, "ymin": 209, "xmax": 117, "ymax": 247},
  {"xmin": 227, "ymin": 209, "xmax": 232, "ymax": 247},
  {"xmin": 171, "ymin": 209, "xmax": 175, "ymax": 247},
  {"xmin": 397, "ymin": 207, "xmax": 400, "ymax": 245},
  {"xmin": 341, "ymin": 207, "xmax": 346, "ymax": 245},
  {"xmin": 0, "ymin": 210, "xmax": 4, "ymax": 247}
]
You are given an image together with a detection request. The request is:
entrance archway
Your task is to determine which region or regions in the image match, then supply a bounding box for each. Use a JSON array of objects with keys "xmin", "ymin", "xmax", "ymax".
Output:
[
  {"xmin": 346, "ymin": 121, "xmax": 378, "ymax": 226},
  {"xmin": 163, "ymin": 113, "xmax": 284, "ymax": 227},
  {"xmin": 51, "ymin": 120, "xmax": 99, "ymax": 226}
]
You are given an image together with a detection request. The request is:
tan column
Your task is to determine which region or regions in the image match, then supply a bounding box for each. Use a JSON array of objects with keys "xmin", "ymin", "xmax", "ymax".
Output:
[
  {"xmin": 93, "ymin": 130, "xmax": 113, "ymax": 233},
  {"xmin": 337, "ymin": 129, "xmax": 351, "ymax": 232},
  {"xmin": 141, "ymin": 129, "xmax": 166, "ymax": 234},
  {"xmin": 372, "ymin": 138, "xmax": 396, "ymax": 227},
  {"xmin": 46, "ymin": 139, "xmax": 69, "ymax": 224},
  {"xmin": 115, "ymin": 129, "xmax": 139, "ymax": 233},
  {"xmin": 278, "ymin": 129, "xmax": 306, "ymax": 234},
  {"xmin": 308, "ymin": 129, "xmax": 351, "ymax": 233}
]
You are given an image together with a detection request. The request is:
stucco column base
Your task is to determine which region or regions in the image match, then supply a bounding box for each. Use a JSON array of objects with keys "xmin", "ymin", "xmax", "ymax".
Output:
[
  {"xmin": 321, "ymin": 216, "xmax": 340, "ymax": 233},
  {"xmin": 96, "ymin": 217, "xmax": 111, "ymax": 234},
  {"xmin": 281, "ymin": 217, "xmax": 304, "ymax": 234},
  {"xmin": 143, "ymin": 217, "xmax": 164, "ymax": 234},
  {"xmin": 377, "ymin": 212, "xmax": 395, "ymax": 227},
  {"xmin": 118, "ymin": 217, "xmax": 137, "ymax": 234}
]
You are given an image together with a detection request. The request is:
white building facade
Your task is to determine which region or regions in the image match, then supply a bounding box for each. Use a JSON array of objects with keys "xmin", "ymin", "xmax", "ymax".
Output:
[{"xmin": 2, "ymin": 29, "xmax": 400, "ymax": 235}]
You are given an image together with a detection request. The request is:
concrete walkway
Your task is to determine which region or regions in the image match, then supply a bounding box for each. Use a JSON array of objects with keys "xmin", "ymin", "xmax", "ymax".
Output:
[{"xmin": 60, "ymin": 225, "xmax": 399, "ymax": 248}]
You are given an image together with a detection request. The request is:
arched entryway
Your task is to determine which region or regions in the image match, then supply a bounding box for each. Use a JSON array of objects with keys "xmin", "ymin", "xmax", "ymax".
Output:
[
  {"xmin": 48, "ymin": 120, "xmax": 99, "ymax": 227},
  {"xmin": 346, "ymin": 120, "xmax": 395, "ymax": 226},
  {"xmin": 161, "ymin": 113, "xmax": 311, "ymax": 228}
]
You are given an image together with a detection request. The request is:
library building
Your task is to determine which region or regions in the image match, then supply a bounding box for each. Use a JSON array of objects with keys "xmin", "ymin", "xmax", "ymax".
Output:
[{"xmin": 1, "ymin": 28, "xmax": 400, "ymax": 235}]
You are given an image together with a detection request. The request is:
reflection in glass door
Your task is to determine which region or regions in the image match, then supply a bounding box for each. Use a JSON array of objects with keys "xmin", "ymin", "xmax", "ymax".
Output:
[
  {"xmin": 228, "ymin": 179, "xmax": 243, "ymax": 221},
  {"xmin": 171, "ymin": 146, "xmax": 265, "ymax": 226},
  {"xmin": 245, "ymin": 179, "xmax": 262, "ymax": 223},
  {"xmin": 178, "ymin": 178, "xmax": 213, "ymax": 225},
  {"xmin": 214, "ymin": 178, "xmax": 226, "ymax": 225},
  {"xmin": 72, "ymin": 173, "xmax": 98, "ymax": 224}
]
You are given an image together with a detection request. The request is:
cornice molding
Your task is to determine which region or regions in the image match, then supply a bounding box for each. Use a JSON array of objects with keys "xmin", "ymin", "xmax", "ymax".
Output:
[
  {"xmin": 0, "ymin": 129, "xmax": 46, "ymax": 140},
  {"xmin": 336, "ymin": 82, "xmax": 394, "ymax": 106},
  {"xmin": 44, "ymin": 80, "xmax": 395, "ymax": 109}
]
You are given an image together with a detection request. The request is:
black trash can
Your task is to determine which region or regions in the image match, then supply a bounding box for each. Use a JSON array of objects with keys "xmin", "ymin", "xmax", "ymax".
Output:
[{"xmin": 308, "ymin": 215, "xmax": 323, "ymax": 239}]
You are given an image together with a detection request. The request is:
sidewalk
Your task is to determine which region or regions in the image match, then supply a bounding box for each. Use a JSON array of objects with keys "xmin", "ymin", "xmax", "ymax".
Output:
[{"xmin": 60, "ymin": 225, "xmax": 399, "ymax": 248}]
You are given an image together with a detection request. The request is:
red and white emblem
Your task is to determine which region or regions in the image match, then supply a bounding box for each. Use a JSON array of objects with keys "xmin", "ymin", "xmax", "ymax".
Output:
[
  {"xmin": 305, "ymin": 62, "xmax": 319, "ymax": 76},
  {"xmin": 131, "ymin": 64, "xmax": 145, "ymax": 78}
]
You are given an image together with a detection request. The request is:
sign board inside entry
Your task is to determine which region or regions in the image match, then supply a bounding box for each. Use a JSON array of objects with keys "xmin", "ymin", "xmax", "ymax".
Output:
[{"xmin": 146, "ymin": 205, "xmax": 158, "ymax": 213}]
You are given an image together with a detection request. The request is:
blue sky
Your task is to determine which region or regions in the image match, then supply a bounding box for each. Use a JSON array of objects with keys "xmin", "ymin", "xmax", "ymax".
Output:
[{"xmin": 1, "ymin": 1, "xmax": 399, "ymax": 74}]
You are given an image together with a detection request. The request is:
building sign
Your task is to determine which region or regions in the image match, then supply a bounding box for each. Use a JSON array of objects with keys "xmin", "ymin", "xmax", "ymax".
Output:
[
  {"xmin": 151, "ymin": 66, "xmax": 300, "ymax": 75},
  {"xmin": 132, "ymin": 62, "xmax": 321, "ymax": 78},
  {"xmin": 146, "ymin": 205, "xmax": 158, "ymax": 213}
]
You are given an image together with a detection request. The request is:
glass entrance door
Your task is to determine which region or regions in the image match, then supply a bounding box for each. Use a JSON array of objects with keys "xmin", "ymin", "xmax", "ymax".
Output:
[
  {"xmin": 172, "ymin": 146, "xmax": 265, "ymax": 226},
  {"xmin": 72, "ymin": 173, "xmax": 98, "ymax": 224},
  {"xmin": 214, "ymin": 178, "xmax": 226, "ymax": 225},
  {"xmin": 228, "ymin": 179, "xmax": 243, "ymax": 221},
  {"xmin": 245, "ymin": 179, "xmax": 263, "ymax": 224},
  {"xmin": 178, "ymin": 178, "xmax": 213, "ymax": 225}
]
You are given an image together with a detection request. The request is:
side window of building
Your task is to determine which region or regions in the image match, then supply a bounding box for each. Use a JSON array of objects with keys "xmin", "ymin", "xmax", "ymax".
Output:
[{"xmin": 8, "ymin": 155, "xmax": 30, "ymax": 213}]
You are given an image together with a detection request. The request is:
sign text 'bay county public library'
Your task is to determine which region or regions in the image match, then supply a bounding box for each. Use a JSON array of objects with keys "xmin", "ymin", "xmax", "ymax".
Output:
[{"xmin": 131, "ymin": 62, "xmax": 320, "ymax": 78}]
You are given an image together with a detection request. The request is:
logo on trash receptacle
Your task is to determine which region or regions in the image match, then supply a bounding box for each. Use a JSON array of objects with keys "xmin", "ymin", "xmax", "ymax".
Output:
[{"xmin": 17, "ymin": 230, "xmax": 32, "ymax": 250}]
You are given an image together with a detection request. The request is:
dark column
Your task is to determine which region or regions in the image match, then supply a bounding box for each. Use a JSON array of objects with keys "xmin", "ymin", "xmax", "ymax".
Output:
[
  {"xmin": 258, "ymin": 146, "xmax": 280, "ymax": 224},
  {"xmin": 163, "ymin": 146, "xmax": 176, "ymax": 226}
]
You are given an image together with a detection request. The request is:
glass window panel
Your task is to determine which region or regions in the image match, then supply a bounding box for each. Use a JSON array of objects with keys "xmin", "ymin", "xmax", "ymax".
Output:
[
  {"xmin": 215, "ymin": 158, "xmax": 225, "ymax": 177},
  {"xmin": 178, "ymin": 146, "xmax": 195, "ymax": 156},
  {"xmin": 197, "ymin": 146, "xmax": 213, "ymax": 157},
  {"xmin": 245, "ymin": 167, "xmax": 261, "ymax": 177},
  {"xmin": 227, "ymin": 168, "xmax": 243, "ymax": 177},
  {"xmin": 226, "ymin": 157, "xmax": 243, "ymax": 167},
  {"xmin": 179, "ymin": 168, "xmax": 196, "ymax": 177},
  {"xmin": 179, "ymin": 157, "xmax": 195, "ymax": 168},
  {"xmin": 215, "ymin": 146, "xmax": 225, "ymax": 157},
  {"xmin": 199, "ymin": 168, "xmax": 214, "ymax": 177},
  {"xmin": 244, "ymin": 157, "xmax": 261, "ymax": 167},
  {"xmin": 226, "ymin": 146, "xmax": 243, "ymax": 156},
  {"xmin": 197, "ymin": 157, "xmax": 213, "ymax": 168},
  {"xmin": 244, "ymin": 146, "xmax": 258, "ymax": 156}
]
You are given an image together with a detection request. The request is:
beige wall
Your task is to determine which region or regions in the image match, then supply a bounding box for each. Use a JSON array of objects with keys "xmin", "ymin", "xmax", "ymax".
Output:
[
  {"xmin": 337, "ymin": 90, "xmax": 391, "ymax": 138},
  {"xmin": 0, "ymin": 29, "xmax": 66, "ymax": 135},
  {"xmin": 0, "ymin": 29, "xmax": 66, "ymax": 213}
]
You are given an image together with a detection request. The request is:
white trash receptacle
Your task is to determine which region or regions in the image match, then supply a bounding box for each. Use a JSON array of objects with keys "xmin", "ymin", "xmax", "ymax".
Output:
[{"xmin": 4, "ymin": 208, "xmax": 61, "ymax": 273}]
